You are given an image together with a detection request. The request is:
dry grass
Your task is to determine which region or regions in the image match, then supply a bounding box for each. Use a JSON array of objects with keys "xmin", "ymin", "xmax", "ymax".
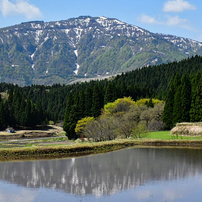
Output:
[
  {"xmin": 0, "ymin": 125, "xmax": 65, "ymax": 138},
  {"xmin": 171, "ymin": 122, "xmax": 202, "ymax": 136}
]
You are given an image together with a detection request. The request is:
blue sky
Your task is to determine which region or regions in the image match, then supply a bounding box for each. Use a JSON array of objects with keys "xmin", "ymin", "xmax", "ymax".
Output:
[{"xmin": 0, "ymin": 0, "xmax": 201, "ymax": 42}]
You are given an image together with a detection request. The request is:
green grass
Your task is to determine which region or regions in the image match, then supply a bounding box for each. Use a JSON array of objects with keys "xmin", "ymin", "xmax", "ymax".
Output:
[
  {"xmin": 146, "ymin": 131, "xmax": 172, "ymax": 140},
  {"xmin": 146, "ymin": 131, "xmax": 202, "ymax": 140}
]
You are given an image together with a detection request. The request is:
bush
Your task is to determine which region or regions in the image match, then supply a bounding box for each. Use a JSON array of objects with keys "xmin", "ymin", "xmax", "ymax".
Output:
[
  {"xmin": 75, "ymin": 138, "xmax": 82, "ymax": 143},
  {"xmin": 131, "ymin": 122, "xmax": 149, "ymax": 138},
  {"xmin": 49, "ymin": 120, "xmax": 55, "ymax": 125},
  {"xmin": 148, "ymin": 120, "xmax": 166, "ymax": 131}
]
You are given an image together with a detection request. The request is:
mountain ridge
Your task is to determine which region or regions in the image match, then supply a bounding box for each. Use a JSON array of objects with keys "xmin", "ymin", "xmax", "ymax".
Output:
[{"xmin": 0, "ymin": 16, "xmax": 202, "ymax": 86}]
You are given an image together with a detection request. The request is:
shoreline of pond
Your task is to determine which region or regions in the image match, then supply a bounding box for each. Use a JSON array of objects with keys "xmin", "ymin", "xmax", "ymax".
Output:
[{"xmin": 1, "ymin": 139, "xmax": 202, "ymax": 161}]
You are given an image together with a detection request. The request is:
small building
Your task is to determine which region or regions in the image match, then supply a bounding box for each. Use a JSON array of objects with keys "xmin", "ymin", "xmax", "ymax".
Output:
[{"xmin": 6, "ymin": 127, "xmax": 15, "ymax": 133}]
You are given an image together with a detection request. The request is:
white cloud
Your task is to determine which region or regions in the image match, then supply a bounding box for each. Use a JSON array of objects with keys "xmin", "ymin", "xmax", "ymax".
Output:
[
  {"xmin": 163, "ymin": 0, "xmax": 196, "ymax": 12},
  {"xmin": 139, "ymin": 14, "xmax": 195, "ymax": 31},
  {"xmin": 165, "ymin": 15, "xmax": 196, "ymax": 31},
  {"xmin": 139, "ymin": 14, "xmax": 160, "ymax": 24},
  {"xmin": 0, "ymin": 0, "xmax": 43, "ymax": 19},
  {"xmin": 166, "ymin": 15, "xmax": 188, "ymax": 26}
]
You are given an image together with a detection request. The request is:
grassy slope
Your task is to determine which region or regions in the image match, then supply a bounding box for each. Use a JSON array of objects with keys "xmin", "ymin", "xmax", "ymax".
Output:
[{"xmin": 147, "ymin": 131, "xmax": 202, "ymax": 140}]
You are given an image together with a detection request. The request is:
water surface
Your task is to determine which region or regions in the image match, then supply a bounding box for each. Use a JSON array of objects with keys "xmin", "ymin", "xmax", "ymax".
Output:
[{"xmin": 0, "ymin": 147, "xmax": 202, "ymax": 201}]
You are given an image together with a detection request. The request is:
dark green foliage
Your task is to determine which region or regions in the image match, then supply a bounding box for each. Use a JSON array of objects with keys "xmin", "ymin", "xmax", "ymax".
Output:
[
  {"xmin": 63, "ymin": 93, "xmax": 74, "ymax": 136},
  {"xmin": 190, "ymin": 78, "xmax": 202, "ymax": 122},
  {"xmin": 1, "ymin": 55, "xmax": 202, "ymax": 132},
  {"xmin": 173, "ymin": 72, "xmax": 181, "ymax": 92},
  {"xmin": 63, "ymin": 92, "xmax": 81, "ymax": 139},
  {"xmin": 147, "ymin": 98, "xmax": 154, "ymax": 108},
  {"xmin": 172, "ymin": 85, "xmax": 182, "ymax": 126},
  {"xmin": 180, "ymin": 74, "xmax": 191, "ymax": 122},
  {"xmin": 0, "ymin": 86, "xmax": 46, "ymax": 130},
  {"xmin": 67, "ymin": 105, "xmax": 79, "ymax": 139},
  {"xmin": 0, "ymin": 102, "xmax": 6, "ymax": 129},
  {"xmin": 78, "ymin": 90, "xmax": 85, "ymax": 119},
  {"xmin": 91, "ymin": 84, "xmax": 101, "ymax": 117},
  {"xmin": 104, "ymin": 82, "xmax": 116, "ymax": 105},
  {"xmin": 84, "ymin": 87, "xmax": 92, "ymax": 117},
  {"xmin": 119, "ymin": 80, "xmax": 127, "ymax": 98},
  {"xmin": 162, "ymin": 82, "xmax": 175, "ymax": 129}
]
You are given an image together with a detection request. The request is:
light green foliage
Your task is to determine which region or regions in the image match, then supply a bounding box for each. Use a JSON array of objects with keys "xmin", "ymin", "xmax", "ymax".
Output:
[
  {"xmin": 49, "ymin": 121, "xmax": 55, "ymax": 125},
  {"xmin": 131, "ymin": 122, "xmax": 149, "ymax": 138},
  {"xmin": 75, "ymin": 117, "xmax": 94, "ymax": 135},
  {"xmin": 83, "ymin": 98, "xmax": 165, "ymax": 141},
  {"xmin": 104, "ymin": 97, "xmax": 135, "ymax": 115},
  {"xmin": 136, "ymin": 98, "xmax": 163, "ymax": 106}
]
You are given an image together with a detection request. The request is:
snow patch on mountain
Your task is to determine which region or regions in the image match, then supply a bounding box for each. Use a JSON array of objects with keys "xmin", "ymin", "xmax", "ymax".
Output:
[
  {"xmin": 74, "ymin": 50, "xmax": 78, "ymax": 57},
  {"xmin": 55, "ymin": 22, "xmax": 61, "ymax": 26},
  {"xmin": 35, "ymin": 30, "xmax": 43, "ymax": 43},
  {"xmin": 151, "ymin": 58, "xmax": 158, "ymax": 63},
  {"xmin": 31, "ymin": 23, "xmax": 42, "ymax": 29},
  {"xmin": 74, "ymin": 63, "xmax": 80, "ymax": 75}
]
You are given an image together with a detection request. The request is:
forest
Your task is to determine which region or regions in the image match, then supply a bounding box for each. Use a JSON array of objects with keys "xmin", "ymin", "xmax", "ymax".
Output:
[{"xmin": 0, "ymin": 55, "xmax": 202, "ymax": 139}]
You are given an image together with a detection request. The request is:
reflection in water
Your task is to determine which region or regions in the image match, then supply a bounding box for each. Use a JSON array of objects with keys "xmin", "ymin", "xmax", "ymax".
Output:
[{"xmin": 0, "ymin": 148, "xmax": 202, "ymax": 197}]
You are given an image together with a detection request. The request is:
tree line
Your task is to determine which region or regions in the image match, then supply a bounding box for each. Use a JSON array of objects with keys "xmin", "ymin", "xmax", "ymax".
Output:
[
  {"xmin": 163, "ymin": 71, "xmax": 202, "ymax": 129},
  {"xmin": 0, "ymin": 55, "xmax": 202, "ymax": 133},
  {"xmin": 0, "ymin": 87, "xmax": 45, "ymax": 129}
]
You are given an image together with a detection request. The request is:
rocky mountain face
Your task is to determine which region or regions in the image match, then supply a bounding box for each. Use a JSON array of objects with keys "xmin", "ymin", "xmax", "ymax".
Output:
[{"xmin": 0, "ymin": 16, "xmax": 202, "ymax": 86}]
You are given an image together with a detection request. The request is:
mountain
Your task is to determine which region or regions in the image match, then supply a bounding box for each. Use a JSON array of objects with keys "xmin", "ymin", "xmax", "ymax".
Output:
[{"xmin": 0, "ymin": 16, "xmax": 202, "ymax": 86}]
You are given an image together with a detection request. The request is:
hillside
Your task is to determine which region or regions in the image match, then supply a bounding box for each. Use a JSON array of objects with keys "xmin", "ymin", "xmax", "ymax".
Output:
[{"xmin": 0, "ymin": 16, "xmax": 202, "ymax": 85}]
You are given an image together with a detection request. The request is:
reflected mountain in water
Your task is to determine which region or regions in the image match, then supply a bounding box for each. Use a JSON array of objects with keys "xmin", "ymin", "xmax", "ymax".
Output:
[{"xmin": 0, "ymin": 148, "xmax": 202, "ymax": 197}]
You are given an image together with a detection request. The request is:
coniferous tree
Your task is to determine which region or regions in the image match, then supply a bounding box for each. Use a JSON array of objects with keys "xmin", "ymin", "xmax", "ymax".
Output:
[
  {"xmin": 104, "ymin": 82, "xmax": 116, "ymax": 105},
  {"xmin": 191, "ymin": 71, "xmax": 201, "ymax": 93},
  {"xmin": 23, "ymin": 95, "xmax": 32, "ymax": 127},
  {"xmin": 190, "ymin": 78, "xmax": 202, "ymax": 122},
  {"xmin": 12, "ymin": 89, "xmax": 22, "ymax": 126},
  {"xmin": 180, "ymin": 74, "xmax": 191, "ymax": 122},
  {"xmin": 148, "ymin": 98, "xmax": 154, "ymax": 108},
  {"xmin": 84, "ymin": 87, "xmax": 92, "ymax": 117},
  {"xmin": 91, "ymin": 84, "xmax": 101, "ymax": 118},
  {"xmin": 119, "ymin": 80, "xmax": 127, "ymax": 98},
  {"xmin": 67, "ymin": 104, "xmax": 79, "ymax": 139},
  {"xmin": 6, "ymin": 88, "xmax": 16, "ymax": 127},
  {"xmin": 162, "ymin": 79, "xmax": 175, "ymax": 129},
  {"xmin": 63, "ymin": 93, "xmax": 74, "ymax": 137},
  {"xmin": 0, "ymin": 102, "xmax": 7, "ymax": 130},
  {"xmin": 173, "ymin": 72, "xmax": 181, "ymax": 91},
  {"xmin": 172, "ymin": 84, "xmax": 182, "ymax": 126},
  {"xmin": 78, "ymin": 90, "xmax": 85, "ymax": 119},
  {"xmin": 7, "ymin": 87, "xmax": 14, "ymax": 106},
  {"xmin": 19, "ymin": 98, "xmax": 26, "ymax": 126},
  {"xmin": 35, "ymin": 101, "xmax": 45, "ymax": 124}
]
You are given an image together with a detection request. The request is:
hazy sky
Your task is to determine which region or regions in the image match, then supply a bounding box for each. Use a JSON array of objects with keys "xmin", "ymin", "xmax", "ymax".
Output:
[{"xmin": 0, "ymin": 0, "xmax": 201, "ymax": 42}]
